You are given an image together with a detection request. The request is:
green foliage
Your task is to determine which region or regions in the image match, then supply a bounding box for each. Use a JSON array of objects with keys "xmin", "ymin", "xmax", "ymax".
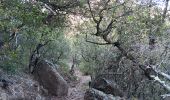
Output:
[
  {"xmin": 42, "ymin": 35, "xmax": 71, "ymax": 62},
  {"xmin": 56, "ymin": 60, "xmax": 70, "ymax": 73},
  {"xmin": 0, "ymin": 0, "xmax": 69, "ymax": 72},
  {"xmin": 79, "ymin": 61, "xmax": 93, "ymax": 75},
  {"xmin": 0, "ymin": 0, "xmax": 170, "ymax": 99}
]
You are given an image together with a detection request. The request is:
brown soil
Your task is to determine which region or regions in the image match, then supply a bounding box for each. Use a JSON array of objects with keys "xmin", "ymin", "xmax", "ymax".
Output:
[{"xmin": 54, "ymin": 68, "xmax": 91, "ymax": 100}]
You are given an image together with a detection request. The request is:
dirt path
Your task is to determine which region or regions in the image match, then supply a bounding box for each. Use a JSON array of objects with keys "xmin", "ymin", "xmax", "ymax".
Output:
[
  {"xmin": 53, "ymin": 61, "xmax": 91, "ymax": 100},
  {"xmin": 54, "ymin": 67, "xmax": 91, "ymax": 100},
  {"xmin": 67, "ymin": 68, "xmax": 91, "ymax": 100}
]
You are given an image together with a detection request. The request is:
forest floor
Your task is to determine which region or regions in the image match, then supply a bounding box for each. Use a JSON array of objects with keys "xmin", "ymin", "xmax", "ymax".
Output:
[
  {"xmin": 67, "ymin": 68, "xmax": 91, "ymax": 100},
  {"xmin": 54, "ymin": 68, "xmax": 91, "ymax": 100}
]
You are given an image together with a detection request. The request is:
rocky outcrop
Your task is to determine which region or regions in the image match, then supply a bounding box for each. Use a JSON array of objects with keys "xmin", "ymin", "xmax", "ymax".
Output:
[
  {"xmin": 0, "ymin": 73, "xmax": 46, "ymax": 100},
  {"xmin": 32, "ymin": 60, "xmax": 69, "ymax": 96},
  {"xmin": 84, "ymin": 88, "xmax": 124, "ymax": 100},
  {"xmin": 90, "ymin": 78, "xmax": 124, "ymax": 97}
]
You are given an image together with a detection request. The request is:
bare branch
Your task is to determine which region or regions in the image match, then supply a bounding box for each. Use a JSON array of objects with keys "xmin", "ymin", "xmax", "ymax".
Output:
[
  {"xmin": 98, "ymin": 0, "xmax": 111, "ymax": 16},
  {"xmin": 86, "ymin": 40, "xmax": 110, "ymax": 45},
  {"xmin": 81, "ymin": 53, "xmax": 90, "ymax": 62},
  {"xmin": 9, "ymin": 23, "xmax": 24, "ymax": 42},
  {"xmin": 162, "ymin": 0, "xmax": 169, "ymax": 23},
  {"xmin": 157, "ymin": 71, "xmax": 170, "ymax": 81},
  {"xmin": 95, "ymin": 16, "xmax": 103, "ymax": 36},
  {"xmin": 44, "ymin": 4, "xmax": 57, "ymax": 15},
  {"xmin": 161, "ymin": 94, "xmax": 170, "ymax": 99},
  {"xmin": 151, "ymin": 75, "xmax": 170, "ymax": 91},
  {"xmin": 87, "ymin": 0, "xmax": 98, "ymax": 23},
  {"xmin": 85, "ymin": 34, "xmax": 111, "ymax": 45}
]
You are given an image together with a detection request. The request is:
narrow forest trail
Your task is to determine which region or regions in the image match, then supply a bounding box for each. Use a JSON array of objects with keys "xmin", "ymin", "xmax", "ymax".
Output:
[
  {"xmin": 51, "ymin": 60, "xmax": 91, "ymax": 100},
  {"xmin": 67, "ymin": 68, "xmax": 91, "ymax": 100}
]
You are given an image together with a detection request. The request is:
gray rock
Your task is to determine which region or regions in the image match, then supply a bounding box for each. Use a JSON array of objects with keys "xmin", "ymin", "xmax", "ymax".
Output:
[
  {"xmin": 32, "ymin": 60, "xmax": 69, "ymax": 96},
  {"xmin": 91, "ymin": 78, "xmax": 124, "ymax": 97},
  {"xmin": 84, "ymin": 88, "xmax": 124, "ymax": 100}
]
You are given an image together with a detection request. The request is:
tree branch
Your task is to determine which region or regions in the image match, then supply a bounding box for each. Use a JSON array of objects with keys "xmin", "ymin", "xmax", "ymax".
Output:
[
  {"xmin": 162, "ymin": 0, "xmax": 169, "ymax": 23},
  {"xmin": 87, "ymin": 0, "xmax": 98, "ymax": 23},
  {"xmin": 44, "ymin": 4, "xmax": 57, "ymax": 15}
]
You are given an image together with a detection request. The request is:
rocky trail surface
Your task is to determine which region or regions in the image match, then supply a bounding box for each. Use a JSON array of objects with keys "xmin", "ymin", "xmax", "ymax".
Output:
[
  {"xmin": 54, "ymin": 68, "xmax": 91, "ymax": 100},
  {"xmin": 67, "ymin": 68, "xmax": 91, "ymax": 100}
]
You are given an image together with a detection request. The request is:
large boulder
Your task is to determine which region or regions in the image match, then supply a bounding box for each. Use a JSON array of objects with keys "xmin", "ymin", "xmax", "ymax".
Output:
[
  {"xmin": 32, "ymin": 60, "xmax": 69, "ymax": 96},
  {"xmin": 84, "ymin": 88, "xmax": 124, "ymax": 100},
  {"xmin": 90, "ymin": 78, "xmax": 124, "ymax": 97}
]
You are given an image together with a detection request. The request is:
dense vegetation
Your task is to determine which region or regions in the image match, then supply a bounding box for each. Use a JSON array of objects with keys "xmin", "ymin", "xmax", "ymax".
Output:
[{"xmin": 1, "ymin": 0, "xmax": 170, "ymax": 99}]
